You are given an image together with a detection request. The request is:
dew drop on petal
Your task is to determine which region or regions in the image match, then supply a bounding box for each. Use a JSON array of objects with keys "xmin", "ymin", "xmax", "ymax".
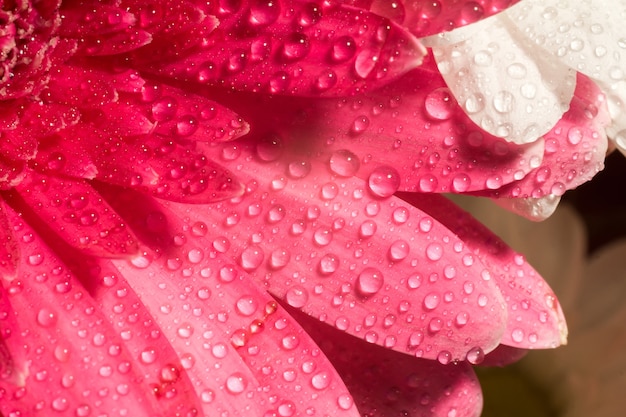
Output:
[
  {"xmin": 225, "ymin": 373, "xmax": 247, "ymax": 394},
  {"xmin": 356, "ymin": 268, "xmax": 384, "ymax": 296},
  {"xmin": 236, "ymin": 296, "xmax": 258, "ymax": 316},
  {"xmin": 425, "ymin": 243, "xmax": 443, "ymax": 261},
  {"xmin": 388, "ymin": 240, "xmax": 410, "ymax": 261},
  {"xmin": 311, "ymin": 371, "xmax": 331, "ymax": 390},
  {"xmin": 465, "ymin": 346, "xmax": 485, "ymax": 364},
  {"xmin": 37, "ymin": 308, "xmax": 57, "ymax": 328},
  {"xmin": 240, "ymin": 246, "xmax": 265, "ymax": 271},
  {"xmin": 423, "ymin": 293, "xmax": 440, "ymax": 310},
  {"xmin": 329, "ymin": 149, "xmax": 360, "ymax": 177},
  {"xmin": 318, "ymin": 253, "xmax": 339, "ymax": 276},
  {"xmin": 285, "ymin": 285, "xmax": 309, "ymax": 309},
  {"xmin": 368, "ymin": 166, "xmax": 400, "ymax": 198},
  {"xmin": 424, "ymin": 88, "xmax": 456, "ymax": 120},
  {"xmin": 248, "ymin": 0, "xmax": 281, "ymax": 27},
  {"xmin": 331, "ymin": 36, "xmax": 357, "ymax": 63}
]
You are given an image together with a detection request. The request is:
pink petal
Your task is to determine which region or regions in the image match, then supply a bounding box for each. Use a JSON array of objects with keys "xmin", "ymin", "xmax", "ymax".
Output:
[
  {"xmin": 116, "ymin": 138, "xmax": 511, "ymax": 362},
  {"xmin": 400, "ymin": 193, "xmax": 567, "ymax": 349},
  {"xmin": 131, "ymin": 2, "xmax": 425, "ymax": 96},
  {"xmin": 472, "ymin": 74, "xmax": 610, "ymax": 198},
  {"xmin": 352, "ymin": 0, "xmax": 522, "ymax": 37},
  {"xmin": 100, "ymin": 188, "xmax": 362, "ymax": 417},
  {"xmin": 213, "ymin": 54, "xmax": 545, "ymax": 194},
  {"xmin": 0, "ymin": 205, "xmax": 202, "ymax": 416},
  {"xmin": 479, "ymin": 345, "xmax": 527, "ymax": 367},
  {"xmin": 11, "ymin": 170, "xmax": 139, "ymax": 258},
  {"xmin": 290, "ymin": 303, "xmax": 484, "ymax": 417}
]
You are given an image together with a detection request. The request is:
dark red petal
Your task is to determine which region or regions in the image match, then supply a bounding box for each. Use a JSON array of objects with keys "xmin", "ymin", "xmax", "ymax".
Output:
[
  {"xmin": 11, "ymin": 171, "xmax": 139, "ymax": 258},
  {"xmin": 401, "ymin": 193, "xmax": 567, "ymax": 350},
  {"xmin": 132, "ymin": 2, "xmax": 425, "ymax": 97},
  {"xmin": 472, "ymin": 74, "xmax": 611, "ymax": 198}
]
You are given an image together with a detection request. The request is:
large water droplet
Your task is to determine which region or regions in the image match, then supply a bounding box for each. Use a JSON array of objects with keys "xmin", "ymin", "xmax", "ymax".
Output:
[
  {"xmin": 368, "ymin": 165, "xmax": 400, "ymax": 198},
  {"xmin": 285, "ymin": 285, "xmax": 309, "ymax": 309},
  {"xmin": 356, "ymin": 268, "xmax": 384, "ymax": 296},
  {"xmin": 329, "ymin": 150, "xmax": 360, "ymax": 177},
  {"xmin": 424, "ymin": 88, "xmax": 456, "ymax": 120},
  {"xmin": 248, "ymin": 0, "xmax": 281, "ymax": 26}
]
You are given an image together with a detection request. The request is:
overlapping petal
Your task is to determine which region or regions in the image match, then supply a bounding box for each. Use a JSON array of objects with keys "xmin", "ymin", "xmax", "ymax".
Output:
[{"xmin": 126, "ymin": 0, "xmax": 426, "ymax": 96}]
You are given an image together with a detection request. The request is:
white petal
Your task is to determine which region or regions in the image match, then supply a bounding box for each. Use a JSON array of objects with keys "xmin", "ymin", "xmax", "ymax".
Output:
[
  {"xmin": 507, "ymin": 0, "xmax": 626, "ymax": 85},
  {"xmin": 432, "ymin": 13, "xmax": 576, "ymax": 144}
]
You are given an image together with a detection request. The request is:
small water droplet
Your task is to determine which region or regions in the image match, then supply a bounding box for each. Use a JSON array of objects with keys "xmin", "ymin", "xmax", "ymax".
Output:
[
  {"xmin": 331, "ymin": 36, "xmax": 357, "ymax": 63},
  {"xmin": 226, "ymin": 373, "xmax": 247, "ymax": 394}
]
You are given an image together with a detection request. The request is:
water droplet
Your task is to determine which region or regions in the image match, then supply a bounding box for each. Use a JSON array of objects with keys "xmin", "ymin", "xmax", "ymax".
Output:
[
  {"xmin": 151, "ymin": 97, "xmax": 178, "ymax": 121},
  {"xmin": 356, "ymin": 267, "xmax": 384, "ymax": 296},
  {"xmin": 424, "ymin": 88, "xmax": 456, "ymax": 120},
  {"xmin": 37, "ymin": 308, "xmax": 57, "ymax": 328},
  {"xmin": 337, "ymin": 394, "xmax": 354, "ymax": 410},
  {"xmin": 285, "ymin": 286, "xmax": 309, "ymax": 308},
  {"xmin": 318, "ymin": 254, "xmax": 339, "ymax": 276},
  {"xmin": 281, "ymin": 33, "xmax": 310, "ymax": 61},
  {"xmin": 423, "ymin": 293, "xmax": 440, "ymax": 310},
  {"xmin": 437, "ymin": 350, "xmax": 452, "ymax": 364},
  {"xmin": 313, "ymin": 228, "xmax": 333, "ymax": 246},
  {"xmin": 493, "ymin": 91, "xmax": 515, "ymax": 114},
  {"xmin": 388, "ymin": 240, "xmax": 410, "ymax": 261},
  {"xmin": 281, "ymin": 334, "xmax": 300, "ymax": 350},
  {"xmin": 226, "ymin": 373, "xmax": 247, "ymax": 394},
  {"xmin": 298, "ymin": 2, "xmax": 322, "ymax": 26},
  {"xmin": 269, "ymin": 71, "xmax": 290, "ymax": 93},
  {"xmin": 311, "ymin": 371, "xmax": 331, "ymax": 390},
  {"xmin": 368, "ymin": 165, "xmax": 400, "ymax": 198},
  {"xmin": 465, "ymin": 346, "xmax": 485, "ymax": 364},
  {"xmin": 315, "ymin": 69, "xmax": 337, "ymax": 91},
  {"xmin": 240, "ymin": 246, "xmax": 265, "ymax": 271},
  {"xmin": 236, "ymin": 296, "xmax": 258, "ymax": 316},
  {"xmin": 511, "ymin": 328, "xmax": 524, "ymax": 343},
  {"xmin": 331, "ymin": 36, "xmax": 357, "ymax": 63},
  {"xmin": 248, "ymin": 0, "xmax": 281, "ymax": 26},
  {"xmin": 359, "ymin": 220, "xmax": 377, "ymax": 238},
  {"xmin": 425, "ymin": 243, "xmax": 443, "ymax": 261},
  {"xmin": 269, "ymin": 248, "xmax": 290, "ymax": 269},
  {"xmin": 320, "ymin": 182, "xmax": 339, "ymax": 200},
  {"xmin": 329, "ymin": 150, "xmax": 360, "ymax": 177},
  {"xmin": 288, "ymin": 160, "xmax": 312, "ymax": 179},
  {"xmin": 350, "ymin": 115, "xmax": 370, "ymax": 135}
]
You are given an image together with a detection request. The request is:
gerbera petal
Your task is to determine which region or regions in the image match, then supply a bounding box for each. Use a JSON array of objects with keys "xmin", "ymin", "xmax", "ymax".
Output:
[
  {"xmin": 400, "ymin": 193, "xmax": 567, "ymax": 349},
  {"xmin": 133, "ymin": 2, "xmax": 425, "ymax": 96},
  {"xmin": 289, "ymin": 303, "xmax": 484, "ymax": 417},
  {"xmin": 11, "ymin": 171, "xmax": 139, "ymax": 258},
  {"xmin": 103, "ymin": 190, "xmax": 362, "ymax": 417},
  {"xmin": 212, "ymin": 56, "xmax": 546, "ymax": 195},
  {"xmin": 147, "ymin": 139, "xmax": 511, "ymax": 362},
  {"xmin": 430, "ymin": 10, "xmax": 576, "ymax": 144},
  {"xmin": 0, "ymin": 206, "xmax": 202, "ymax": 416},
  {"xmin": 59, "ymin": 3, "xmax": 152, "ymax": 56},
  {"xmin": 472, "ymin": 74, "xmax": 609, "ymax": 199}
]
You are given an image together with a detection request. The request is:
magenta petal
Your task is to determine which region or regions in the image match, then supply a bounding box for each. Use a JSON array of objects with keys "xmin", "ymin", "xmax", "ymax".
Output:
[
  {"xmin": 92, "ymin": 134, "xmax": 245, "ymax": 203},
  {"xmin": 103, "ymin": 191, "xmax": 362, "ymax": 417},
  {"xmin": 472, "ymin": 74, "xmax": 610, "ymax": 198},
  {"xmin": 159, "ymin": 139, "xmax": 511, "ymax": 362},
  {"xmin": 12, "ymin": 171, "xmax": 139, "ymax": 258},
  {"xmin": 135, "ymin": 2, "xmax": 425, "ymax": 96},
  {"xmin": 0, "ymin": 206, "xmax": 202, "ymax": 416},
  {"xmin": 291, "ymin": 305, "xmax": 483, "ymax": 417},
  {"xmin": 401, "ymin": 193, "xmax": 567, "ymax": 349}
]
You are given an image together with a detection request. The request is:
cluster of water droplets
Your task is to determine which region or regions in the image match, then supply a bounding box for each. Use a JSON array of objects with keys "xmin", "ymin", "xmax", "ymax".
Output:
[{"xmin": 186, "ymin": 0, "xmax": 425, "ymax": 95}]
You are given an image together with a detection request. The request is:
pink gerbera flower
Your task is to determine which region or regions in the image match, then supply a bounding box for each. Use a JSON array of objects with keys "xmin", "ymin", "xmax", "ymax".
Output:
[{"xmin": 0, "ymin": 1, "xmax": 613, "ymax": 416}]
